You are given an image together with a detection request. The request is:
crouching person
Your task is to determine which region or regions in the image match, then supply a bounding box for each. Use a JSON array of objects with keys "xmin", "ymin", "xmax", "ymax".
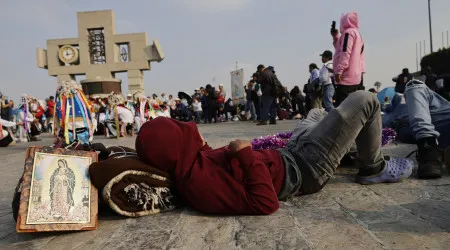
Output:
[{"xmin": 135, "ymin": 91, "xmax": 413, "ymax": 215}]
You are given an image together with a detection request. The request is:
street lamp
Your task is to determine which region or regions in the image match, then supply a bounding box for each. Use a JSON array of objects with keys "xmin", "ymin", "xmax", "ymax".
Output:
[{"xmin": 428, "ymin": 0, "xmax": 433, "ymax": 53}]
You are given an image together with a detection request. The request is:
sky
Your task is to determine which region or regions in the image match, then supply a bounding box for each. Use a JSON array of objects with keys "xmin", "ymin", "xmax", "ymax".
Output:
[{"xmin": 0, "ymin": 0, "xmax": 449, "ymax": 103}]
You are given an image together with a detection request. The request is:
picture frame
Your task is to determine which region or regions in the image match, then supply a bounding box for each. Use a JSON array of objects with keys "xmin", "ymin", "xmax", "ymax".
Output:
[{"xmin": 16, "ymin": 146, "xmax": 98, "ymax": 232}]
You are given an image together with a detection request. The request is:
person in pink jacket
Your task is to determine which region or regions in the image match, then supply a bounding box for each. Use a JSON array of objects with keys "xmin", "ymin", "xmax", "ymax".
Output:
[{"xmin": 331, "ymin": 11, "xmax": 366, "ymax": 106}]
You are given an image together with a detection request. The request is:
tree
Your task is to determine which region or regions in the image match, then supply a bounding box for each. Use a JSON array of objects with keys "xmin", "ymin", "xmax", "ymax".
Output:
[{"xmin": 374, "ymin": 81, "xmax": 382, "ymax": 91}]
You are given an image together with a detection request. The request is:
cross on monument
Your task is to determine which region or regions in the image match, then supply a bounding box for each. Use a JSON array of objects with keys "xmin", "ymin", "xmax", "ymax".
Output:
[{"xmin": 36, "ymin": 10, "xmax": 164, "ymax": 96}]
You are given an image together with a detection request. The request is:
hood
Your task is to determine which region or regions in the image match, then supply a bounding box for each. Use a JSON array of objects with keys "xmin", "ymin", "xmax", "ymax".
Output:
[
  {"xmin": 340, "ymin": 11, "xmax": 359, "ymax": 33},
  {"xmin": 136, "ymin": 117, "xmax": 203, "ymax": 178}
]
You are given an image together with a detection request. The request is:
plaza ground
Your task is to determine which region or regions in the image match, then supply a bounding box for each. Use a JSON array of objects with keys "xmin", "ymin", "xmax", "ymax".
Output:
[{"xmin": 0, "ymin": 120, "xmax": 449, "ymax": 249}]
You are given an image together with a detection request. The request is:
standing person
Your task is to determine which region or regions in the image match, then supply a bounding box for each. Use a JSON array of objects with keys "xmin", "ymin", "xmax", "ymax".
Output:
[
  {"xmin": 205, "ymin": 84, "xmax": 218, "ymax": 123},
  {"xmin": 244, "ymin": 80, "xmax": 257, "ymax": 121},
  {"xmin": 256, "ymin": 65, "xmax": 277, "ymax": 125},
  {"xmin": 395, "ymin": 68, "xmax": 413, "ymax": 94},
  {"xmin": 192, "ymin": 97, "xmax": 203, "ymax": 123},
  {"xmin": 8, "ymin": 100, "xmax": 15, "ymax": 122},
  {"xmin": 331, "ymin": 11, "xmax": 365, "ymax": 106},
  {"xmin": 308, "ymin": 63, "xmax": 323, "ymax": 109},
  {"xmin": 319, "ymin": 50, "xmax": 335, "ymax": 112},
  {"xmin": 252, "ymin": 73, "xmax": 262, "ymax": 121}
]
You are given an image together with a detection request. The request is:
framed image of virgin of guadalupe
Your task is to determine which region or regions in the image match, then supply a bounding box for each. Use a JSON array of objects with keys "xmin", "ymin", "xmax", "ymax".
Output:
[{"xmin": 16, "ymin": 147, "xmax": 98, "ymax": 232}]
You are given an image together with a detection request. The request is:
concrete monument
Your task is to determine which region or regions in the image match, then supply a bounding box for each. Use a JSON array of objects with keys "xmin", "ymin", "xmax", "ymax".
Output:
[{"xmin": 36, "ymin": 10, "xmax": 164, "ymax": 96}]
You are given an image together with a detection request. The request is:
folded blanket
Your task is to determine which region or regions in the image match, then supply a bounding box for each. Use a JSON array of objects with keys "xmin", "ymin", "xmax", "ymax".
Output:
[{"xmin": 89, "ymin": 156, "xmax": 179, "ymax": 217}]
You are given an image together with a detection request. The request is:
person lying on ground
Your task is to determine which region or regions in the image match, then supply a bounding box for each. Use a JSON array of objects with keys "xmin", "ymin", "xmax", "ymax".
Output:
[{"xmin": 135, "ymin": 91, "xmax": 413, "ymax": 215}]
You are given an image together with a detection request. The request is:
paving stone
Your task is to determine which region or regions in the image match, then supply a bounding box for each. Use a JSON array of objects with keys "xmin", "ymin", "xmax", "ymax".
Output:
[{"xmin": 1, "ymin": 120, "xmax": 450, "ymax": 249}]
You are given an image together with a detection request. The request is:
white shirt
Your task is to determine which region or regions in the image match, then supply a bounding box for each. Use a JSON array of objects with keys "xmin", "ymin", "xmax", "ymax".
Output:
[
  {"xmin": 116, "ymin": 106, "xmax": 134, "ymax": 124},
  {"xmin": 0, "ymin": 118, "xmax": 16, "ymax": 127},
  {"xmin": 193, "ymin": 100, "xmax": 202, "ymax": 112},
  {"xmin": 309, "ymin": 69, "xmax": 320, "ymax": 83},
  {"xmin": 319, "ymin": 62, "xmax": 333, "ymax": 85}
]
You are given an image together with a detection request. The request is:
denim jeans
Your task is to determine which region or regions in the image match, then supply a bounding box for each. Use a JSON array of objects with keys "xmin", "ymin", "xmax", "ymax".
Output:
[
  {"xmin": 286, "ymin": 91, "xmax": 385, "ymax": 190},
  {"xmin": 322, "ymin": 84, "xmax": 335, "ymax": 112},
  {"xmin": 245, "ymin": 100, "xmax": 256, "ymax": 120},
  {"xmin": 254, "ymin": 97, "xmax": 262, "ymax": 120},
  {"xmin": 261, "ymin": 95, "xmax": 276, "ymax": 121},
  {"xmin": 404, "ymin": 80, "xmax": 450, "ymax": 147}
]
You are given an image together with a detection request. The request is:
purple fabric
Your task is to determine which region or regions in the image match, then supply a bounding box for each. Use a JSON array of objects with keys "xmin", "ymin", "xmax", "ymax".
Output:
[{"xmin": 252, "ymin": 128, "xmax": 397, "ymax": 150}]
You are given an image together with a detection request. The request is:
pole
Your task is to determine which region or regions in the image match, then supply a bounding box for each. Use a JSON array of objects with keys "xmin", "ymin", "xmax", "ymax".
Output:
[
  {"xmin": 447, "ymin": 30, "xmax": 449, "ymax": 47},
  {"xmin": 443, "ymin": 32, "xmax": 445, "ymax": 49},
  {"xmin": 419, "ymin": 41, "xmax": 422, "ymax": 59},
  {"xmin": 416, "ymin": 42, "xmax": 419, "ymax": 72},
  {"xmin": 428, "ymin": 0, "xmax": 433, "ymax": 53},
  {"xmin": 235, "ymin": 61, "xmax": 238, "ymax": 70}
]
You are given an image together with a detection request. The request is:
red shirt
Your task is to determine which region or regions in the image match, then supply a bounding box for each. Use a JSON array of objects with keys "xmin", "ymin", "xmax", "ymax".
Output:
[
  {"xmin": 47, "ymin": 101, "xmax": 55, "ymax": 116},
  {"xmin": 178, "ymin": 145, "xmax": 285, "ymax": 215}
]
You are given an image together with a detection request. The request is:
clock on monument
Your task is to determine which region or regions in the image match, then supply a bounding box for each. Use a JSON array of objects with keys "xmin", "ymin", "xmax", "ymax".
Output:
[{"xmin": 58, "ymin": 45, "xmax": 79, "ymax": 64}]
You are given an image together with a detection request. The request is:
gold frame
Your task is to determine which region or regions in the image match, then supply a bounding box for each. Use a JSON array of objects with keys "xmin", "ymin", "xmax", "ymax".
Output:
[{"xmin": 16, "ymin": 147, "xmax": 98, "ymax": 232}]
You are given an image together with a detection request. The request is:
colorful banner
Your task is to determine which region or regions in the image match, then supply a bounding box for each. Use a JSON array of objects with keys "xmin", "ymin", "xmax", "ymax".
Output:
[{"xmin": 230, "ymin": 69, "xmax": 245, "ymax": 104}]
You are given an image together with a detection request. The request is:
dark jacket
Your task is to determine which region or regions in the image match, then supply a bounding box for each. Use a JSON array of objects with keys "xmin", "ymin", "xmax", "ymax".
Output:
[
  {"xmin": 205, "ymin": 86, "xmax": 218, "ymax": 109},
  {"xmin": 258, "ymin": 70, "xmax": 277, "ymax": 97}
]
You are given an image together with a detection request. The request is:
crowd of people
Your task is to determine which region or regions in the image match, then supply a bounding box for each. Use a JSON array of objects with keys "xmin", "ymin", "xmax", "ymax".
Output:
[{"xmin": 4, "ymin": 11, "xmax": 450, "ymax": 222}]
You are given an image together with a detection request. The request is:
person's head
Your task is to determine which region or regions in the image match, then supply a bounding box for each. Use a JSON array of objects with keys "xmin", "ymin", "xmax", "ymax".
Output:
[
  {"xmin": 320, "ymin": 50, "xmax": 333, "ymax": 63},
  {"xmin": 252, "ymin": 72, "xmax": 259, "ymax": 81},
  {"xmin": 175, "ymin": 98, "xmax": 181, "ymax": 103},
  {"xmin": 248, "ymin": 80, "xmax": 254, "ymax": 88},
  {"xmin": 257, "ymin": 64, "xmax": 265, "ymax": 73},
  {"xmin": 49, "ymin": 96, "xmax": 54, "ymax": 101},
  {"xmin": 402, "ymin": 68, "xmax": 409, "ymax": 75},
  {"xmin": 340, "ymin": 11, "xmax": 360, "ymax": 33},
  {"xmin": 368, "ymin": 88, "xmax": 377, "ymax": 93},
  {"xmin": 219, "ymin": 84, "xmax": 224, "ymax": 90},
  {"xmin": 195, "ymin": 88, "xmax": 200, "ymax": 94},
  {"xmin": 152, "ymin": 94, "xmax": 158, "ymax": 99},
  {"xmin": 57, "ymin": 159, "xmax": 68, "ymax": 169},
  {"xmin": 127, "ymin": 94, "xmax": 133, "ymax": 100},
  {"xmin": 200, "ymin": 87, "xmax": 204, "ymax": 91},
  {"xmin": 267, "ymin": 66, "xmax": 275, "ymax": 74},
  {"xmin": 384, "ymin": 96, "xmax": 390, "ymax": 102},
  {"xmin": 309, "ymin": 63, "xmax": 318, "ymax": 73},
  {"xmin": 136, "ymin": 117, "xmax": 204, "ymax": 174},
  {"xmin": 161, "ymin": 93, "xmax": 166, "ymax": 97}
]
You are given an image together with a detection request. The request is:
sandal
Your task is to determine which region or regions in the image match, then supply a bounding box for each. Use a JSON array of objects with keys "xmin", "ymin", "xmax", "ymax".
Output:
[{"xmin": 356, "ymin": 158, "xmax": 413, "ymax": 185}]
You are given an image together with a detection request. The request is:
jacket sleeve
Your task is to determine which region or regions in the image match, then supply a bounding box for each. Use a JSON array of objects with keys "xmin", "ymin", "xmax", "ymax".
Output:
[
  {"xmin": 335, "ymin": 31, "xmax": 355, "ymax": 74},
  {"xmin": 182, "ymin": 147, "xmax": 279, "ymax": 215}
]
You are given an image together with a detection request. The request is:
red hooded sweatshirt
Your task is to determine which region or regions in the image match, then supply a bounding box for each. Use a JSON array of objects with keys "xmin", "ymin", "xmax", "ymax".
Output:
[{"xmin": 136, "ymin": 117, "xmax": 285, "ymax": 215}]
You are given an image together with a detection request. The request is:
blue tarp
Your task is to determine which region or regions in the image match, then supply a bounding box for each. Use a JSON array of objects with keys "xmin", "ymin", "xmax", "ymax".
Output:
[{"xmin": 377, "ymin": 87, "xmax": 396, "ymax": 103}]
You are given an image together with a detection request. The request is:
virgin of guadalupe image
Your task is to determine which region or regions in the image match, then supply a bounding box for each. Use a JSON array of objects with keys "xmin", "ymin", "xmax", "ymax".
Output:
[{"xmin": 49, "ymin": 159, "xmax": 76, "ymax": 219}]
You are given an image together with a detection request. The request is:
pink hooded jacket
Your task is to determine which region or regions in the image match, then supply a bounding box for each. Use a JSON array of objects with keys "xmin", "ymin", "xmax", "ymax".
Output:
[{"xmin": 332, "ymin": 12, "xmax": 366, "ymax": 86}]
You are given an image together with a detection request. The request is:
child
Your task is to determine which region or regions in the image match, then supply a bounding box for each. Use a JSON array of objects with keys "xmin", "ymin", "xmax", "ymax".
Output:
[
  {"xmin": 136, "ymin": 91, "xmax": 413, "ymax": 215},
  {"xmin": 192, "ymin": 97, "xmax": 202, "ymax": 123}
]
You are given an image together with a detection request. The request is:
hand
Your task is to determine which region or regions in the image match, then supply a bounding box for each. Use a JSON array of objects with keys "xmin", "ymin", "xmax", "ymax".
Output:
[
  {"xmin": 16, "ymin": 122, "xmax": 23, "ymax": 125},
  {"xmin": 229, "ymin": 139, "xmax": 252, "ymax": 153},
  {"xmin": 335, "ymin": 74, "xmax": 342, "ymax": 83},
  {"xmin": 331, "ymin": 29, "xmax": 339, "ymax": 36}
]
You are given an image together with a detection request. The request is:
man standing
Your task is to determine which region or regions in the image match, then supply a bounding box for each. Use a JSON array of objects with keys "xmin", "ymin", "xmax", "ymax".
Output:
[
  {"xmin": 256, "ymin": 64, "xmax": 277, "ymax": 125},
  {"xmin": 395, "ymin": 68, "xmax": 413, "ymax": 94},
  {"xmin": 1, "ymin": 95, "xmax": 11, "ymax": 120},
  {"xmin": 308, "ymin": 63, "xmax": 322, "ymax": 109},
  {"xmin": 319, "ymin": 50, "xmax": 335, "ymax": 112},
  {"xmin": 331, "ymin": 11, "xmax": 365, "ymax": 106}
]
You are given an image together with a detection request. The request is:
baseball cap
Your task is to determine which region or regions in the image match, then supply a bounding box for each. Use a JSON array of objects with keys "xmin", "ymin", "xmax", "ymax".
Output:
[
  {"xmin": 219, "ymin": 84, "xmax": 224, "ymax": 87},
  {"xmin": 320, "ymin": 50, "xmax": 333, "ymax": 59},
  {"xmin": 195, "ymin": 88, "xmax": 200, "ymax": 91}
]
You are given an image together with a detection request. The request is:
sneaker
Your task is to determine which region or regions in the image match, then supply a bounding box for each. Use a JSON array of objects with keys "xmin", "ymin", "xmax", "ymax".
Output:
[
  {"xmin": 417, "ymin": 138, "xmax": 443, "ymax": 179},
  {"xmin": 355, "ymin": 158, "xmax": 413, "ymax": 185}
]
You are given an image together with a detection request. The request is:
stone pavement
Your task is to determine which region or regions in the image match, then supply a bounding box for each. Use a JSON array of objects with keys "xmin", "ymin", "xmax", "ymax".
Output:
[{"xmin": 0, "ymin": 120, "xmax": 450, "ymax": 249}]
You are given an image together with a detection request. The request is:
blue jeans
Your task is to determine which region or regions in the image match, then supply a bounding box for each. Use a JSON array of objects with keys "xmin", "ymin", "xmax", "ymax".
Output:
[
  {"xmin": 261, "ymin": 95, "xmax": 276, "ymax": 121},
  {"xmin": 245, "ymin": 100, "xmax": 256, "ymax": 120},
  {"xmin": 322, "ymin": 84, "xmax": 335, "ymax": 112},
  {"xmin": 405, "ymin": 80, "xmax": 450, "ymax": 147},
  {"xmin": 194, "ymin": 111, "xmax": 201, "ymax": 122}
]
